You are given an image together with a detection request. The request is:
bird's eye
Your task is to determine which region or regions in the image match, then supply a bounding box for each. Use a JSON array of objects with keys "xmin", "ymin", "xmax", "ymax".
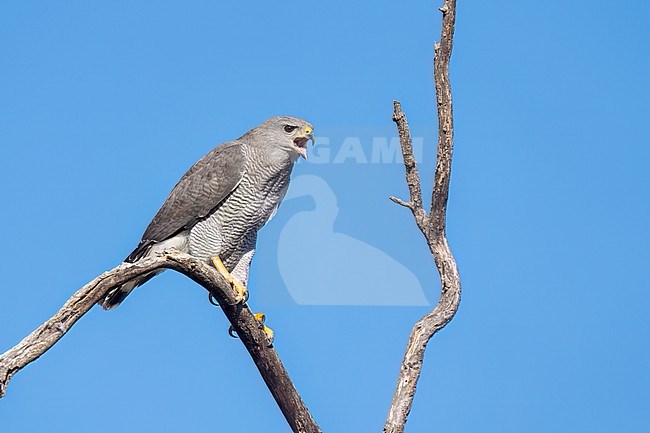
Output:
[{"xmin": 284, "ymin": 125, "xmax": 297, "ymax": 133}]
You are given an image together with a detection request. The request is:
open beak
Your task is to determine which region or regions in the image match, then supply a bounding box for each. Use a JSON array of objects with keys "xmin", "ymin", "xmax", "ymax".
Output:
[{"xmin": 293, "ymin": 126, "xmax": 315, "ymax": 160}]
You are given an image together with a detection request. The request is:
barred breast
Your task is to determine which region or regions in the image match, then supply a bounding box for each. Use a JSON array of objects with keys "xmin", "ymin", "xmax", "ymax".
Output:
[{"xmin": 188, "ymin": 145, "xmax": 293, "ymax": 270}]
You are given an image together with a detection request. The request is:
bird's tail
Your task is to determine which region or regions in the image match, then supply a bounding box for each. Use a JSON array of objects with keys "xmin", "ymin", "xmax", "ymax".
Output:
[
  {"xmin": 98, "ymin": 272, "xmax": 159, "ymax": 310},
  {"xmin": 98, "ymin": 240, "xmax": 159, "ymax": 310}
]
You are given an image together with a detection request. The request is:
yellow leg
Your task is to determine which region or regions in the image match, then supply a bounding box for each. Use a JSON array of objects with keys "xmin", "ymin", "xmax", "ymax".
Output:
[
  {"xmin": 211, "ymin": 256, "xmax": 248, "ymax": 303},
  {"xmin": 254, "ymin": 312, "xmax": 275, "ymax": 346}
]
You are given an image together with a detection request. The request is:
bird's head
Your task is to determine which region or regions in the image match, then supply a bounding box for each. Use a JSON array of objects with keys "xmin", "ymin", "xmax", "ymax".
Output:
[{"xmin": 250, "ymin": 116, "xmax": 315, "ymax": 160}]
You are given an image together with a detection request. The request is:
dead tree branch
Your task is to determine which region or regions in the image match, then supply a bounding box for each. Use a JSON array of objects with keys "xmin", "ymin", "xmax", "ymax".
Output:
[
  {"xmin": 0, "ymin": 250, "xmax": 321, "ymax": 433},
  {"xmin": 384, "ymin": 1, "xmax": 461, "ymax": 432}
]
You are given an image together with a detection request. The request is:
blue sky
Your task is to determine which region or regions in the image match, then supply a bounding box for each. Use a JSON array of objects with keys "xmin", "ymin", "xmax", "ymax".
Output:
[{"xmin": 1, "ymin": 1, "xmax": 649, "ymax": 432}]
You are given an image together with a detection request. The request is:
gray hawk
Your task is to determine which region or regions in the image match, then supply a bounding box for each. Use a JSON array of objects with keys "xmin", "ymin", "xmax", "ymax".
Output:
[{"xmin": 99, "ymin": 116, "xmax": 314, "ymax": 339}]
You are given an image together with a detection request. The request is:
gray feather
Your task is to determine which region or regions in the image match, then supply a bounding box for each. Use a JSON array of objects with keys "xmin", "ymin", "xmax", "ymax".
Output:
[{"xmin": 142, "ymin": 140, "xmax": 246, "ymax": 243}]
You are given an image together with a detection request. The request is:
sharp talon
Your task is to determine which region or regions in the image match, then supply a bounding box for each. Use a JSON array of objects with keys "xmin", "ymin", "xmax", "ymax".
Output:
[
  {"xmin": 254, "ymin": 312, "xmax": 273, "ymax": 346},
  {"xmin": 233, "ymin": 280, "xmax": 248, "ymax": 304},
  {"xmin": 212, "ymin": 256, "xmax": 249, "ymax": 304},
  {"xmin": 263, "ymin": 325, "xmax": 274, "ymax": 347},
  {"xmin": 228, "ymin": 325, "xmax": 239, "ymax": 339},
  {"xmin": 208, "ymin": 293, "xmax": 219, "ymax": 306}
]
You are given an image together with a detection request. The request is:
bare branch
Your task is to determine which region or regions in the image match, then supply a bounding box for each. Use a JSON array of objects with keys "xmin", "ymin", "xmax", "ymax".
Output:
[
  {"xmin": 0, "ymin": 251, "xmax": 321, "ymax": 433},
  {"xmin": 392, "ymin": 101, "xmax": 424, "ymax": 213},
  {"xmin": 384, "ymin": 1, "xmax": 461, "ymax": 432},
  {"xmin": 389, "ymin": 196, "xmax": 415, "ymax": 209},
  {"xmin": 430, "ymin": 0, "xmax": 457, "ymax": 237}
]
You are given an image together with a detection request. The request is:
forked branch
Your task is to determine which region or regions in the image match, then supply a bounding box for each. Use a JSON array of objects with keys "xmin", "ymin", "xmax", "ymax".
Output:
[
  {"xmin": 384, "ymin": 1, "xmax": 461, "ymax": 432},
  {"xmin": 0, "ymin": 251, "xmax": 321, "ymax": 433}
]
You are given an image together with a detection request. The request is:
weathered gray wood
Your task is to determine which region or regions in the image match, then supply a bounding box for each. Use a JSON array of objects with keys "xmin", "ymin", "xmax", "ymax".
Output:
[
  {"xmin": 384, "ymin": 1, "xmax": 461, "ymax": 432},
  {"xmin": 0, "ymin": 250, "xmax": 321, "ymax": 433}
]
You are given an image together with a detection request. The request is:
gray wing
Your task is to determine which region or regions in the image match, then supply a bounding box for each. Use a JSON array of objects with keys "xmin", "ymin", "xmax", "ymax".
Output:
[{"xmin": 127, "ymin": 140, "xmax": 246, "ymax": 262}]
